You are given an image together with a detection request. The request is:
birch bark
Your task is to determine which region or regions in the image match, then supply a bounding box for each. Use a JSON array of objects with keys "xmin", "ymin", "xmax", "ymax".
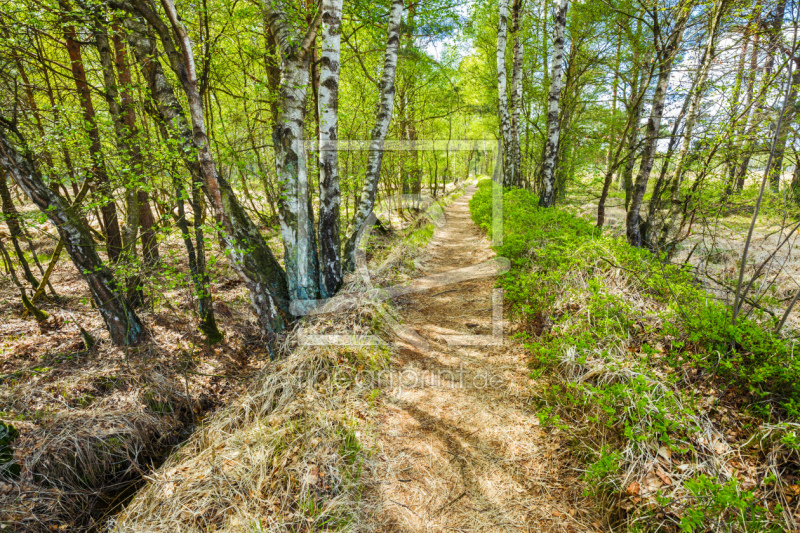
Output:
[
  {"xmin": 264, "ymin": 4, "xmax": 323, "ymax": 302},
  {"xmin": 539, "ymin": 0, "xmax": 569, "ymax": 207},
  {"xmin": 343, "ymin": 0, "xmax": 404, "ymax": 271},
  {"xmin": 496, "ymin": 0, "xmax": 514, "ymax": 187},
  {"xmin": 317, "ymin": 0, "xmax": 344, "ymax": 298},
  {"xmin": 0, "ymin": 130, "xmax": 144, "ymax": 345},
  {"xmin": 120, "ymin": 5, "xmax": 289, "ymax": 339},
  {"xmin": 626, "ymin": 2, "xmax": 692, "ymax": 247},
  {"xmin": 509, "ymin": 0, "xmax": 523, "ymax": 188},
  {"xmin": 666, "ymin": 0, "xmax": 725, "ymax": 201}
]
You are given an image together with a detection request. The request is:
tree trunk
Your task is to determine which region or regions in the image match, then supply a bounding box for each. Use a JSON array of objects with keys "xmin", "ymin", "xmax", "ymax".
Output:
[
  {"xmin": 509, "ymin": 0, "xmax": 523, "ymax": 188},
  {"xmin": 0, "ymin": 130, "xmax": 143, "ymax": 345},
  {"xmin": 59, "ymin": 7, "xmax": 123, "ymax": 263},
  {"xmin": 343, "ymin": 0, "xmax": 404, "ymax": 271},
  {"xmin": 539, "ymin": 0, "xmax": 569, "ymax": 207},
  {"xmin": 626, "ymin": 4, "xmax": 691, "ymax": 247},
  {"xmin": 0, "ymin": 168, "xmax": 39, "ymax": 289},
  {"xmin": 112, "ymin": 27, "xmax": 159, "ymax": 265},
  {"xmin": 766, "ymin": 59, "xmax": 800, "ymax": 190},
  {"xmin": 264, "ymin": 5, "xmax": 323, "ymax": 303},
  {"xmin": 621, "ymin": 58, "xmax": 650, "ymax": 209},
  {"xmin": 496, "ymin": 0, "xmax": 514, "ymax": 187},
  {"xmin": 95, "ymin": 23, "xmax": 141, "ymax": 258},
  {"xmin": 317, "ymin": 0, "xmax": 344, "ymax": 298},
  {"xmin": 665, "ymin": 0, "xmax": 725, "ymax": 201},
  {"xmin": 723, "ymin": 29, "xmax": 751, "ymax": 191},
  {"xmin": 120, "ymin": 7, "xmax": 286, "ymax": 340}
]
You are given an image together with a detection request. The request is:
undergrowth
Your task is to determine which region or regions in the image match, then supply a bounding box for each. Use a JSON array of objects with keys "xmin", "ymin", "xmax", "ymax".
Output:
[{"xmin": 470, "ymin": 179, "xmax": 800, "ymax": 532}]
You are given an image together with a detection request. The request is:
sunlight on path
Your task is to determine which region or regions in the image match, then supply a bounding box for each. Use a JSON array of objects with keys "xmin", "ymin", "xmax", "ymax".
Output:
[{"xmin": 364, "ymin": 186, "xmax": 598, "ymax": 533}]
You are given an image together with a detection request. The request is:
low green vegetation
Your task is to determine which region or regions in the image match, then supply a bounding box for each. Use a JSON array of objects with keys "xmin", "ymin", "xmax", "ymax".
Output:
[{"xmin": 470, "ymin": 179, "xmax": 800, "ymax": 532}]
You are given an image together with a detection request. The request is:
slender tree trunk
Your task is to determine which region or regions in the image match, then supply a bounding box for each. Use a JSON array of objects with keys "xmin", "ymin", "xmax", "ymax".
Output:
[
  {"xmin": 666, "ymin": 0, "xmax": 725, "ymax": 201},
  {"xmin": 0, "ymin": 168, "xmax": 39, "ymax": 289},
  {"xmin": 621, "ymin": 59, "xmax": 649, "ymax": 209},
  {"xmin": 765, "ymin": 0, "xmax": 788, "ymax": 192},
  {"xmin": 121, "ymin": 8, "xmax": 284, "ymax": 340},
  {"xmin": 626, "ymin": 4, "xmax": 691, "ymax": 247},
  {"xmin": 509, "ymin": 0, "xmax": 523, "ymax": 187},
  {"xmin": 131, "ymin": 0, "xmax": 291, "ymax": 333},
  {"xmin": 94, "ymin": 21, "xmax": 146, "ymax": 305},
  {"xmin": 59, "ymin": 7, "xmax": 123, "ymax": 263},
  {"xmin": 112, "ymin": 27, "xmax": 159, "ymax": 265},
  {"xmin": 539, "ymin": 0, "xmax": 569, "ymax": 207},
  {"xmin": 496, "ymin": 0, "xmax": 514, "ymax": 187},
  {"xmin": 0, "ymin": 130, "xmax": 143, "ymax": 345},
  {"xmin": 766, "ymin": 59, "xmax": 800, "ymax": 190},
  {"xmin": 317, "ymin": 0, "xmax": 344, "ymax": 298},
  {"xmin": 604, "ymin": 35, "xmax": 622, "ymax": 172},
  {"xmin": 95, "ymin": 23, "xmax": 141, "ymax": 258},
  {"xmin": 343, "ymin": 0, "xmax": 404, "ymax": 271},
  {"xmin": 723, "ymin": 29, "xmax": 751, "ymax": 190}
]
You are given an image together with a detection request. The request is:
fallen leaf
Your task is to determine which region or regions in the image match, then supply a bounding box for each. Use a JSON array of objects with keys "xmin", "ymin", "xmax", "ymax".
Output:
[
  {"xmin": 657, "ymin": 446, "xmax": 671, "ymax": 461},
  {"xmin": 626, "ymin": 481, "xmax": 640, "ymax": 496}
]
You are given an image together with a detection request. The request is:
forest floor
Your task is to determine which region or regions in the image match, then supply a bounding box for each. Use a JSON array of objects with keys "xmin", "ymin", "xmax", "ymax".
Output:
[
  {"xmin": 0, "ymin": 222, "xmax": 276, "ymax": 530},
  {"xmin": 362, "ymin": 186, "xmax": 600, "ymax": 532}
]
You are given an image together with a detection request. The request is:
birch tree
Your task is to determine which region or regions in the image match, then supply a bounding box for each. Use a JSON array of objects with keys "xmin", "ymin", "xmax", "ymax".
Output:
[
  {"xmin": 539, "ymin": 0, "xmax": 569, "ymax": 207},
  {"xmin": 265, "ymin": 2, "xmax": 323, "ymax": 302},
  {"xmin": 496, "ymin": 0, "xmax": 514, "ymax": 187},
  {"xmin": 626, "ymin": 0, "xmax": 692, "ymax": 247},
  {"xmin": 317, "ymin": 0, "xmax": 344, "ymax": 298},
  {"xmin": 343, "ymin": 0, "xmax": 404, "ymax": 271},
  {"xmin": 118, "ymin": 12, "xmax": 221, "ymax": 341},
  {"xmin": 0, "ymin": 127, "xmax": 144, "ymax": 346},
  {"xmin": 509, "ymin": 0, "xmax": 523, "ymax": 188},
  {"xmin": 120, "ymin": 1, "xmax": 290, "ymax": 341},
  {"xmin": 665, "ymin": 0, "xmax": 727, "ymax": 202}
]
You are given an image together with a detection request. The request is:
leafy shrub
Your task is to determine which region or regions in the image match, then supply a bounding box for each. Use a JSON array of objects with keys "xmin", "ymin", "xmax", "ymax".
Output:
[{"xmin": 469, "ymin": 179, "xmax": 799, "ymax": 531}]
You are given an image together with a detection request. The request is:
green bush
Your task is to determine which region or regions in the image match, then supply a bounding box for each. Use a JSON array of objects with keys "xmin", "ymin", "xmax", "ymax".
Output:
[
  {"xmin": 469, "ymin": 179, "xmax": 800, "ymax": 410},
  {"xmin": 469, "ymin": 179, "xmax": 797, "ymax": 532}
]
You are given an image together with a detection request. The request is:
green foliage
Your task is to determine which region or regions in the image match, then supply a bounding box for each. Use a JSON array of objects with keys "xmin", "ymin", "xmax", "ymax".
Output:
[
  {"xmin": 470, "ymin": 180, "xmax": 798, "ymax": 530},
  {"xmin": 470, "ymin": 179, "xmax": 800, "ymax": 410},
  {"xmin": 680, "ymin": 475, "xmax": 779, "ymax": 533}
]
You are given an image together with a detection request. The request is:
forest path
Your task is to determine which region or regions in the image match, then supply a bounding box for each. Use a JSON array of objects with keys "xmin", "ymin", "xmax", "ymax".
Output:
[{"xmin": 364, "ymin": 186, "xmax": 595, "ymax": 532}]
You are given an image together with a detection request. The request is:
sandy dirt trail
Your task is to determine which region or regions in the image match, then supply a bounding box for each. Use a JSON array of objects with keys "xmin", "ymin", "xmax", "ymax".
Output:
[{"xmin": 364, "ymin": 186, "xmax": 597, "ymax": 532}]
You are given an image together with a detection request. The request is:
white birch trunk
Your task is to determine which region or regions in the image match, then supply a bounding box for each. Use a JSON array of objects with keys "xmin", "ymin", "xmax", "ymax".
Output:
[
  {"xmin": 274, "ymin": 57, "xmax": 319, "ymax": 301},
  {"xmin": 539, "ymin": 0, "xmax": 569, "ymax": 207},
  {"xmin": 496, "ymin": 0, "xmax": 514, "ymax": 187},
  {"xmin": 264, "ymin": 5, "xmax": 324, "ymax": 302},
  {"xmin": 123, "ymin": 1, "xmax": 291, "ymax": 341},
  {"xmin": 343, "ymin": 0, "xmax": 404, "ymax": 271},
  {"xmin": 509, "ymin": 0, "xmax": 523, "ymax": 187},
  {"xmin": 318, "ymin": 0, "xmax": 343, "ymax": 298}
]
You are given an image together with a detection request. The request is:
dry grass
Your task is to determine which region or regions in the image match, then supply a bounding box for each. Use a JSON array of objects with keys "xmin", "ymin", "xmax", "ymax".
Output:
[
  {"xmin": 111, "ymin": 315, "xmax": 386, "ymax": 532},
  {"xmin": 0, "ymin": 227, "xmax": 279, "ymax": 531},
  {"xmin": 109, "ymin": 184, "xmax": 474, "ymax": 532}
]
